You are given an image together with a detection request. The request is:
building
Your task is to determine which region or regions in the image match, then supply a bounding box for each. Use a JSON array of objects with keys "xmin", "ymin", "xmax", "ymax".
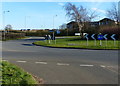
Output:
[
  {"xmin": 67, "ymin": 18, "xmax": 117, "ymax": 29},
  {"xmin": 67, "ymin": 21, "xmax": 78, "ymax": 30}
]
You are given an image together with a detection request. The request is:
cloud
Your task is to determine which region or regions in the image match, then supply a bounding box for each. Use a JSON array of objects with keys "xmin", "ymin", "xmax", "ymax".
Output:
[
  {"xmin": 91, "ymin": 8, "xmax": 106, "ymax": 14},
  {"xmin": 58, "ymin": 2, "xmax": 64, "ymax": 6}
]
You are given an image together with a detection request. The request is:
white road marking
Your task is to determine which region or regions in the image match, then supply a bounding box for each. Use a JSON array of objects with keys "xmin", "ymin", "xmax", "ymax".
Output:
[
  {"xmin": 2, "ymin": 60, "xmax": 8, "ymax": 61},
  {"xmin": 57, "ymin": 63, "xmax": 70, "ymax": 66},
  {"xmin": 16, "ymin": 61, "xmax": 26, "ymax": 63},
  {"xmin": 100, "ymin": 65, "xmax": 106, "ymax": 68},
  {"xmin": 80, "ymin": 64, "xmax": 94, "ymax": 67},
  {"xmin": 35, "ymin": 62, "xmax": 47, "ymax": 64}
]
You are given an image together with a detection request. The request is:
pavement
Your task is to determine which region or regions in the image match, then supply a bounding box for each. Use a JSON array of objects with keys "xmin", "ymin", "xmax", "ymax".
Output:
[{"xmin": 2, "ymin": 37, "xmax": 119, "ymax": 84}]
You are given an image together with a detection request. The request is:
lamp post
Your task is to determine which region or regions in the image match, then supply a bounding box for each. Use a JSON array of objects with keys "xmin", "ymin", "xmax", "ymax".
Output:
[
  {"xmin": 3, "ymin": 10, "xmax": 10, "ymax": 40},
  {"xmin": 53, "ymin": 15, "xmax": 57, "ymax": 40},
  {"xmin": 25, "ymin": 16, "xmax": 30, "ymax": 29}
]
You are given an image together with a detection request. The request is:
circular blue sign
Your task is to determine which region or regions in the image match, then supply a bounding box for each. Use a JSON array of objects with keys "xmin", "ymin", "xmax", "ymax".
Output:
[{"xmin": 98, "ymin": 35, "xmax": 103, "ymax": 40}]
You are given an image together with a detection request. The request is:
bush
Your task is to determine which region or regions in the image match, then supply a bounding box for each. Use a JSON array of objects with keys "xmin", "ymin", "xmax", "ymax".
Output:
[
  {"xmin": 2, "ymin": 33, "xmax": 25, "ymax": 40},
  {"xmin": 99, "ymin": 27, "xmax": 120, "ymax": 35}
]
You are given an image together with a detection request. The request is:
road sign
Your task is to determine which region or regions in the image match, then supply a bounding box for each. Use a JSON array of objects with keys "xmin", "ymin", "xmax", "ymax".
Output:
[
  {"xmin": 85, "ymin": 34, "xmax": 88, "ymax": 39},
  {"xmin": 49, "ymin": 30, "xmax": 54, "ymax": 32},
  {"xmin": 103, "ymin": 34, "xmax": 108, "ymax": 46},
  {"xmin": 75, "ymin": 33, "xmax": 80, "ymax": 36},
  {"xmin": 111, "ymin": 34, "xmax": 116, "ymax": 47},
  {"xmin": 91, "ymin": 34, "xmax": 95, "ymax": 40},
  {"xmin": 98, "ymin": 34, "xmax": 103, "ymax": 40},
  {"xmin": 56, "ymin": 30, "xmax": 60, "ymax": 34},
  {"xmin": 84, "ymin": 34, "xmax": 88, "ymax": 46},
  {"xmin": 103, "ymin": 34, "xmax": 108, "ymax": 40},
  {"xmin": 111, "ymin": 34, "xmax": 116, "ymax": 40},
  {"xmin": 91, "ymin": 34, "xmax": 96, "ymax": 46}
]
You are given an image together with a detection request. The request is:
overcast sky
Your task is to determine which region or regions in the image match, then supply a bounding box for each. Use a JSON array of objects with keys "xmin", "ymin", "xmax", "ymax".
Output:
[{"xmin": 1, "ymin": 0, "xmax": 119, "ymax": 30}]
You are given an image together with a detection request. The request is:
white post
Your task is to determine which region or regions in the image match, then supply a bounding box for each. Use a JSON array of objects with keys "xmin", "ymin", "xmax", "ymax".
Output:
[
  {"xmin": 106, "ymin": 39, "xmax": 107, "ymax": 47},
  {"xmin": 53, "ymin": 15, "xmax": 57, "ymax": 44},
  {"xmin": 87, "ymin": 39, "xmax": 88, "ymax": 46},
  {"xmin": 100, "ymin": 40, "xmax": 102, "ymax": 46},
  {"xmin": 114, "ymin": 39, "xmax": 116, "ymax": 47},
  {"xmin": 95, "ymin": 39, "xmax": 96, "ymax": 46}
]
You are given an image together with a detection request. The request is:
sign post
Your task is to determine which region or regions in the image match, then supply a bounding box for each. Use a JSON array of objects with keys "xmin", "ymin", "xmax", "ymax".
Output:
[
  {"xmin": 103, "ymin": 34, "xmax": 108, "ymax": 46},
  {"xmin": 98, "ymin": 33, "xmax": 103, "ymax": 46},
  {"xmin": 84, "ymin": 33, "xmax": 88, "ymax": 46},
  {"xmin": 91, "ymin": 34, "xmax": 96, "ymax": 46},
  {"xmin": 111, "ymin": 34, "xmax": 116, "ymax": 47}
]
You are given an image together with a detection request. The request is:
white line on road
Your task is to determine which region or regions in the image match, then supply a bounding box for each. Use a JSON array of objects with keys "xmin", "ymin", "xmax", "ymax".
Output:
[
  {"xmin": 35, "ymin": 62, "xmax": 47, "ymax": 64},
  {"xmin": 80, "ymin": 64, "xmax": 94, "ymax": 67},
  {"xmin": 16, "ymin": 61, "xmax": 26, "ymax": 63},
  {"xmin": 100, "ymin": 65, "xmax": 106, "ymax": 68},
  {"xmin": 57, "ymin": 63, "xmax": 70, "ymax": 66},
  {"xmin": 2, "ymin": 60, "xmax": 8, "ymax": 61}
]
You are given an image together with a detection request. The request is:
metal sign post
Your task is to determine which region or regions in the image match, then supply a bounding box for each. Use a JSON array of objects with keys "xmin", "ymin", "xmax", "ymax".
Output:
[
  {"xmin": 91, "ymin": 34, "xmax": 96, "ymax": 46},
  {"xmin": 103, "ymin": 34, "xmax": 108, "ymax": 46},
  {"xmin": 85, "ymin": 34, "xmax": 88, "ymax": 46},
  {"xmin": 111, "ymin": 34, "xmax": 116, "ymax": 47},
  {"xmin": 98, "ymin": 33, "xmax": 103, "ymax": 46}
]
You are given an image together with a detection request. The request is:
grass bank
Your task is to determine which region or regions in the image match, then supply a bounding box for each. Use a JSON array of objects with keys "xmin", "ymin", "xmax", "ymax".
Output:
[
  {"xmin": 1, "ymin": 61, "xmax": 38, "ymax": 85},
  {"xmin": 34, "ymin": 38, "xmax": 119, "ymax": 49},
  {"xmin": 1, "ymin": 37, "xmax": 28, "ymax": 41}
]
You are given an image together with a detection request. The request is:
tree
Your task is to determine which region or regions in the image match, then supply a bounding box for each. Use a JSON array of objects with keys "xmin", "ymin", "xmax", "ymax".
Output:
[
  {"xmin": 5, "ymin": 24, "xmax": 12, "ymax": 32},
  {"xmin": 59, "ymin": 23, "xmax": 67, "ymax": 29},
  {"xmin": 64, "ymin": 3, "xmax": 97, "ymax": 38},
  {"xmin": 107, "ymin": 3, "xmax": 119, "ymax": 24}
]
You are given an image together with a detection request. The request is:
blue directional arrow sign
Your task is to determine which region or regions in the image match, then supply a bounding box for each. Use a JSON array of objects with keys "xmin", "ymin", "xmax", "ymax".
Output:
[
  {"xmin": 111, "ymin": 34, "xmax": 116, "ymax": 40},
  {"xmin": 91, "ymin": 34, "xmax": 95, "ymax": 40},
  {"xmin": 85, "ymin": 34, "xmax": 88, "ymax": 39},
  {"xmin": 103, "ymin": 34, "xmax": 108, "ymax": 40}
]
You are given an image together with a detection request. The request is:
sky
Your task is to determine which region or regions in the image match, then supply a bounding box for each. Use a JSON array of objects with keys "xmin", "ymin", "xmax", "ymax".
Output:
[{"xmin": 1, "ymin": 1, "xmax": 119, "ymax": 30}]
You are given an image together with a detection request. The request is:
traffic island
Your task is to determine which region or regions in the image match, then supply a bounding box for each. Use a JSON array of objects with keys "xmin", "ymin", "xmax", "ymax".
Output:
[{"xmin": 33, "ymin": 38, "xmax": 120, "ymax": 50}]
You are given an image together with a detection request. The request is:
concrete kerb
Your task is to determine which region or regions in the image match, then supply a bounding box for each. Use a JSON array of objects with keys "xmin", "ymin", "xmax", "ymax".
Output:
[{"xmin": 32, "ymin": 43, "xmax": 119, "ymax": 51}]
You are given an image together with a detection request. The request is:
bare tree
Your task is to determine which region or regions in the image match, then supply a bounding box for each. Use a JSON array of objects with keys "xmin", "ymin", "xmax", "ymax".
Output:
[
  {"xmin": 107, "ymin": 3, "xmax": 119, "ymax": 23},
  {"xmin": 5, "ymin": 24, "xmax": 12, "ymax": 33},
  {"xmin": 64, "ymin": 3, "xmax": 97, "ymax": 38}
]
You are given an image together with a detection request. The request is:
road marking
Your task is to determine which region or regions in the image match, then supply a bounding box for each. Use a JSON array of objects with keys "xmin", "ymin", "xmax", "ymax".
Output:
[
  {"xmin": 57, "ymin": 63, "xmax": 70, "ymax": 66},
  {"xmin": 100, "ymin": 65, "xmax": 106, "ymax": 68},
  {"xmin": 80, "ymin": 64, "xmax": 94, "ymax": 67},
  {"xmin": 2, "ymin": 59, "xmax": 8, "ymax": 61},
  {"xmin": 16, "ymin": 61, "xmax": 26, "ymax": 63},
  {"xmin": 35, "ymin": 62, "xmax": 47, "ymax": 64}
]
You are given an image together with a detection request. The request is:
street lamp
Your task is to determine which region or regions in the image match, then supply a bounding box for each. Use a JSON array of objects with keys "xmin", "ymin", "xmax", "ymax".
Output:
[
  {"xmin": 53, "ymin": 15, "xmax": 57, "ymax": 40},
  {"xmin": 25, "ymin": 16, "xmax": 30, "ymax": 29},
  {"xmin": 3, "ymin": 10, "xmax": 10, "ymax": 40}
]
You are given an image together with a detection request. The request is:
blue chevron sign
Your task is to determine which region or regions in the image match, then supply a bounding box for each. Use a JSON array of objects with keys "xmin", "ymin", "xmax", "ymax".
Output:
[
  {"xmin": 85, "ymin": 34, "xmax": 88, "ymax": 39},
  {"xmin": 91, "ymin": 34, "xmax": 95, "ymax": 40},
  {"xmin": 111, "ymin": 34, "xmax": 116, "ymax": 40},
  {"xmin": 103, "ymin": 34, "xmax": 108, "ymax": 40}
]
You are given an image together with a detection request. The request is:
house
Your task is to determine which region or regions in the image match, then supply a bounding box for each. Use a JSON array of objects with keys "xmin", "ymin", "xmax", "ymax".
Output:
[
  {"xmin": 67, "ymin": 18, "xmax": 117, "ymax": 29},
  {"xmin": 67, "ymin": 21, "xmax": 78, "ymax": 30}
]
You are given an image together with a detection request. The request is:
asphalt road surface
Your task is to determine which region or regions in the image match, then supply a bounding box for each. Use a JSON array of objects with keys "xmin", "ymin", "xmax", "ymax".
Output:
[{"xmin": 2, "ymin": 37, "xmax": 119, "ymax": 84}]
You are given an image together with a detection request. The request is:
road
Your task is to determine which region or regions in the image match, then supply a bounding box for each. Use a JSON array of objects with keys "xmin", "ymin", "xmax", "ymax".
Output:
[{"xmin": 2, "ymin": 37, "xmax": 118, "ymax": 84}]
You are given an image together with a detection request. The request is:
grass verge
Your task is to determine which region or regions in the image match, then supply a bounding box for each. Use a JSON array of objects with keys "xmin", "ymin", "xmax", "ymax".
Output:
[
  {"xmin": 1, "ymin": 61, "xmax": 38, "ymax": 85},
  {"xmin": 34, "ymin": 38, "xmax": 120, "ymax": 49},
  {"xmin": 1, "ymin": 37, "xmax": 28, "ymax": 41}
]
